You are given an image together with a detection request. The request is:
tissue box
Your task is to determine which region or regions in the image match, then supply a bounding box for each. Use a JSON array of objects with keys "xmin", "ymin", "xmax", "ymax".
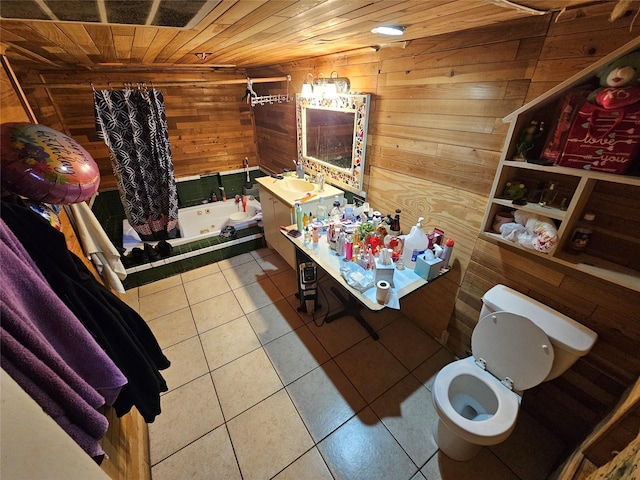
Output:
[
  {"xmin": 374, "ymin": 260, "xmax": 394, "ymax": 287},
  {"xmin": 414, "ymin": 255, "xmax": 442, "ymax": 281}
]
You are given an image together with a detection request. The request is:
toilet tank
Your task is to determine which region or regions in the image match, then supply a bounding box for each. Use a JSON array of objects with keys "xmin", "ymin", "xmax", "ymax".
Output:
[{"xmin": 480, "ymin": 285, "xmax": 597, "ymax": 381}]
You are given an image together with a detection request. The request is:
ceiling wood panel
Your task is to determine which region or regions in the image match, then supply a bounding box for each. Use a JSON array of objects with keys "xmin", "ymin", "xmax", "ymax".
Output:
[{"xmin": 0, "ymin": 0, "xmax": 614, "ymax": 73}]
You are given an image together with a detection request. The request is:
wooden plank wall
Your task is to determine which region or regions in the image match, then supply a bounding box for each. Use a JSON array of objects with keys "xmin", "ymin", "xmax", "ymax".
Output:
[
  {"xmin": 248, "ymin": 2, "xmax": 640, "ymax": 452},
  {"xmin": 20, "ymin": 71, "xmax": 260, "ymax": 190}
]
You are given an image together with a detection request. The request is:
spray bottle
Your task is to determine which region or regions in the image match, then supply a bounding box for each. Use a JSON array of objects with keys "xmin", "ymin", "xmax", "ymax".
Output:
[
  {"xmin": 441, "ymin": 238, "xmax": 454, "ymax": 269},
  {"xmin": 401, "ymin": 217, "xmax": 428, "ymax": 269},
  {"xmin": 295, "ymin": 202, "xmax": 303, "ymax": 232}
]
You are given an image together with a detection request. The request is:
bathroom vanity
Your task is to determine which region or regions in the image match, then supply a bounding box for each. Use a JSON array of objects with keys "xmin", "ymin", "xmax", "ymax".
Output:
[{"xmin": 256, "ymin": 176, "xmax": 344, "ymax": 269}]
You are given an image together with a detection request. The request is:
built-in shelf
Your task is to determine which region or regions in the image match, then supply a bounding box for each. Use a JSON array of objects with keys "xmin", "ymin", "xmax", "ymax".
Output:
[
  {"xmin": 482, "ymin": 232, "xmax": 639, "ymax": 292},
  {"xmin": 481, "ymin": 37, "xmax": 640, "ymax": 293},
  {"xmin": 502, "ymin": 160, "xmax": 640, "ymax": 186},
  {"xmin": 490, "ymin": 197, "xmax": 568, "ymax": 221}
]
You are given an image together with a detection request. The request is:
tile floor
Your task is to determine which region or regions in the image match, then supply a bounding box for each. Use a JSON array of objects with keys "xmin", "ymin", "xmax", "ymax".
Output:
[{"xmin": 120, "ymin": 247, "xmax": 567, "ymax": 480}]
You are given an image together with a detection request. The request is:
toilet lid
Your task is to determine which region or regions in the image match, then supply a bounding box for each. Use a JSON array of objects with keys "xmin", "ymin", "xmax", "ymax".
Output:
[{"xmin": 472, "ymin": 311, "xmax": 554, "ymax": 391}]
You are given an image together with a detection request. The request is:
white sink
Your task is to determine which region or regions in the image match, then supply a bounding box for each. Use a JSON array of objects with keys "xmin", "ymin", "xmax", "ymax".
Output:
[{"xmin": 278, "ymin": 178, "xmax": 314, "ymax": 193}]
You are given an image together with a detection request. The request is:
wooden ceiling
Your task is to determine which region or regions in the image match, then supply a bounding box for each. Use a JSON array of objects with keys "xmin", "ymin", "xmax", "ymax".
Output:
[{"xmin": 0, "ymin": 0, "xmax": 620, "ymax": 72}]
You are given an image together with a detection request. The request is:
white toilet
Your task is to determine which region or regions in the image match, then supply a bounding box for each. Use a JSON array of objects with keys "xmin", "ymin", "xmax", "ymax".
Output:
[{"xmin": 432, "ymin": 284, "xmax": 597, "ymax": 461}]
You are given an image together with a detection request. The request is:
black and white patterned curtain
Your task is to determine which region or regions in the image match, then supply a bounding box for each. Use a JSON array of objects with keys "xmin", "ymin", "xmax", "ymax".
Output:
[{"xmin": 94, "ymin": 88, "xmax": 179, "ymax": 240}]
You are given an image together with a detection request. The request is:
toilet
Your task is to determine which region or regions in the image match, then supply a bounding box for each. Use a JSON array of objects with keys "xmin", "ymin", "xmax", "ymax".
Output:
[{"xmin": 432, "ymin": 284, "xmax": 597, "ymax": 461}]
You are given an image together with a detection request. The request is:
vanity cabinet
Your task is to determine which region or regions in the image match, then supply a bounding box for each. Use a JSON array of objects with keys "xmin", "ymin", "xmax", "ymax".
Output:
[
  {"xmin": 257, "ymin": 177, "xmax": 345, "ymax": 270},
  {"xmin": 481, "ymin": 38, "xmax": 640, "ymax": 292},
  {"xmin": 258, "ymin": 185, "xmax": 297, "ymax": 269}
]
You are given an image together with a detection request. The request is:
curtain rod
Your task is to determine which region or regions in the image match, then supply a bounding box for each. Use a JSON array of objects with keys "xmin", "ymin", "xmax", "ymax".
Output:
[{"xmin": 20, "ymin": 76, "xmax": 289, "ymax": 90}]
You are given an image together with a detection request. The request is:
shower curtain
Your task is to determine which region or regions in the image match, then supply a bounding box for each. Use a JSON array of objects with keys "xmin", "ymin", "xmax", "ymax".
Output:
[{"xmin": 94, "ymin": 88, "xmax": 179, "ymax": 240}]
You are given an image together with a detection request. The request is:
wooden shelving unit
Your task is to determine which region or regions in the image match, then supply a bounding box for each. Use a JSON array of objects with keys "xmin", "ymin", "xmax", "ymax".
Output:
[{"xmin": 480, "ymin": 38, "xmax": 640, "ymax": 293}]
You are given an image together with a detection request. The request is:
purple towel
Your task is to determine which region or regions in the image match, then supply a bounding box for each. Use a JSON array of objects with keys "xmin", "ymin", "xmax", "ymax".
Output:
[
  {"xmin": 0, "ymin": 220, "xmax": 127, "ymax": 404},
  {"xmin": 1, "ymin": 333, "xmax": 109, "ymax": 458},
  {"xmin": 0, "ymin": 219, "xmax": 128, "ymax": 457}
]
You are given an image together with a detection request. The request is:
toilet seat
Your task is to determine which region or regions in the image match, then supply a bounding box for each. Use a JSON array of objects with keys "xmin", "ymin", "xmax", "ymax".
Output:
[
  {"xmin": 432, "ymin": 357, "xmax": 521, "ymax": 446},
  {"xmin": 432, "ymin": 312, "xmax": 555, "ymax": 447},
  {"xmin": 472, "ymin": 311, "xmax": 554, "ymax": 391}
]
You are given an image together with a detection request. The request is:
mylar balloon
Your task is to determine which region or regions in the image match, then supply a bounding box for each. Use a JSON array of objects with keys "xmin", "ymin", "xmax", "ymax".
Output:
[{"xmin": 1, "ymin": 122, "xmax": 100, "ymax": 204}]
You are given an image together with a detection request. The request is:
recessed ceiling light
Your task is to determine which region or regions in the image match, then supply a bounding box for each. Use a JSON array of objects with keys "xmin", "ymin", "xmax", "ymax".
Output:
[{"xmin": 371, "ymin": 26, "xmax": 404, "ymax": 36}]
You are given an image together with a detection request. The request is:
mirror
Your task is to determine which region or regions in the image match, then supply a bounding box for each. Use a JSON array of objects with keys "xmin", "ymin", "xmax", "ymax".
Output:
[{"xmin": 296, "ymin": 93, "xmax": 370, "ymax": 194}]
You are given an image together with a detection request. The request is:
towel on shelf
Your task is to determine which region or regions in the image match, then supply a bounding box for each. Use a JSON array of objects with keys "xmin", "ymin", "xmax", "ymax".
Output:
[{"xmin": 67, "ymin": 201, "xmax": 127, "ymax": 293}]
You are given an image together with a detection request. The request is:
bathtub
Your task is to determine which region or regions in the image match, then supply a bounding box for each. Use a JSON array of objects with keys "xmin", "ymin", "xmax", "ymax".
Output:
[{"xmin": 122, "ymin": 198, "xmax": 262, "ymax": 250}]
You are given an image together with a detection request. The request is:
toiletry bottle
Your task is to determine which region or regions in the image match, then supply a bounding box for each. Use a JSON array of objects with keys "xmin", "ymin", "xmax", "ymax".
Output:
[
  {"xmin": 337, "ymin": 231, "xmax": 346, "ymax": 256},
  {"xmin": 303, "ymin": 211, "xmax": 309, "ymax": 227},
  {"xmin": 303, "ymin": 226, "xmax": 311, "ymax": 245},
  {"xmin": 441, "ymin": 238, "xmax": 454, "ymax": 269},
  {"xmin": 401, "ymin": 217, "xmax": 428, "ymax": 269},
  {"xmin": 372, "ymin": 211, "xmax": 382, "ymax": 227},
  {"xmin": 568, "ymin": 213, "xmax": 595, "ymax": 253},
  {"xmin": 344, "ymin": 206, "xmax": 354, "ymax": 222},
  {"xmin": 358, "ymin": 249, "xmax": 367, "ymax": 268},
  {"xmin": 539, "ymin": 181, "xmax": 559, "ymax": 207},
  {"xmin": 316, "ymin": 196, "xmax": 327, "ymax": 222},
  {"xmin": 295, "ymin": 202, "xmax": 303, "ymax": 232},
  {"xmin": 296, "ymin": 160, "xmax": 304, "ymax": 179},
  {"xmin": 329, "ymin": 196, "xmax": 343, "ymax": 220},
  {"xmin": 390, "ymin": 209, "xmax": 401, "ymax": 236},
  {"xmin": 327, "ymin": 222, "xmax": 335, "ymax": 248},
  {"xmin": 345, "ymin": 234, "xmax": 353, "ymax": 261},
  {"xmin": 312, "ymin": 225, "xmax": 319, "ymax": 245}
]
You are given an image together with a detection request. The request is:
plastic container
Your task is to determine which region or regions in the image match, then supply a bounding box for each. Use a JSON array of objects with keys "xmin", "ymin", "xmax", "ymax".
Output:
[
  {"xmin": 345, "ymin": 234, "xmax": 353, "ymax": 260},
  {"xmin": 295, "ymin": 202, "xmax": 303, "ymax": 231},
  {"xmin": 401, "ymin": 217, "xmax": 429, "ymax": 269},
  {"xmin": 316, "ymin": 196, "xmax": 327, "ymax": 221},
  {"xmin": 329, "ymin": 196, "xmax": 343, "ymax": 220},
  {"xmin": 337, "ymin": 231, "xmax": 346, "ymax": 256},
  {"xmin": 568, "ymin": 213, "xmax": 595, "ymax": 253},
  {"xmin": 441, "ymin": 238, "xmax": 454, "ymax": 269},
  {"xmin": 296, "ymin": 161, "xmax": 304, "ymax": 179}
]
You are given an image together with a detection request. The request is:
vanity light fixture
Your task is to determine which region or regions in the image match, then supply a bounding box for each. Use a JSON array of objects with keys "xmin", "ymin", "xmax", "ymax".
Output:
[
  {"xmin": 301, "ymin": 72, "xmax": 314, "ymax": 98},
  {"xmin": 312, "ymin": 71, "xmax": 350, "ymax": 98},
  {"xmin": 371, "ymin": 26, "xmax": 405, "ymax": 36},
  {"xmin": 324, "ymin": 72, "xmax": 338, "ymax": 98}
]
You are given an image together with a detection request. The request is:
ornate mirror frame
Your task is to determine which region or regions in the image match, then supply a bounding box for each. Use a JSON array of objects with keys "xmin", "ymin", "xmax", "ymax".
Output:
[{"xmin": 296, "ymin": 93, "xmax": 371, "ymax": 194}]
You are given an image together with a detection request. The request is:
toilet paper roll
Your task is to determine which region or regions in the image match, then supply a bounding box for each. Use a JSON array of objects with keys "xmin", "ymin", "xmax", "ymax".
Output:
[{"xmin": 376, "ymin": 280, "xmax": 390, "ymax": 305}]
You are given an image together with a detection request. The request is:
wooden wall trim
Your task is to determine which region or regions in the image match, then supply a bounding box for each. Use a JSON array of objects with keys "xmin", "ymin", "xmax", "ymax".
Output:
[{"xmin": 1, "ymin": 53, "xmax": 37, "ymax": 122}]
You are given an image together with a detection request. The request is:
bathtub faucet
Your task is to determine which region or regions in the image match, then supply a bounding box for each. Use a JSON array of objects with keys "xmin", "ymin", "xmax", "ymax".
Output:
[{"xmin": 219, "ymin": 186, "xmax": 226, "ymax": 202}]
